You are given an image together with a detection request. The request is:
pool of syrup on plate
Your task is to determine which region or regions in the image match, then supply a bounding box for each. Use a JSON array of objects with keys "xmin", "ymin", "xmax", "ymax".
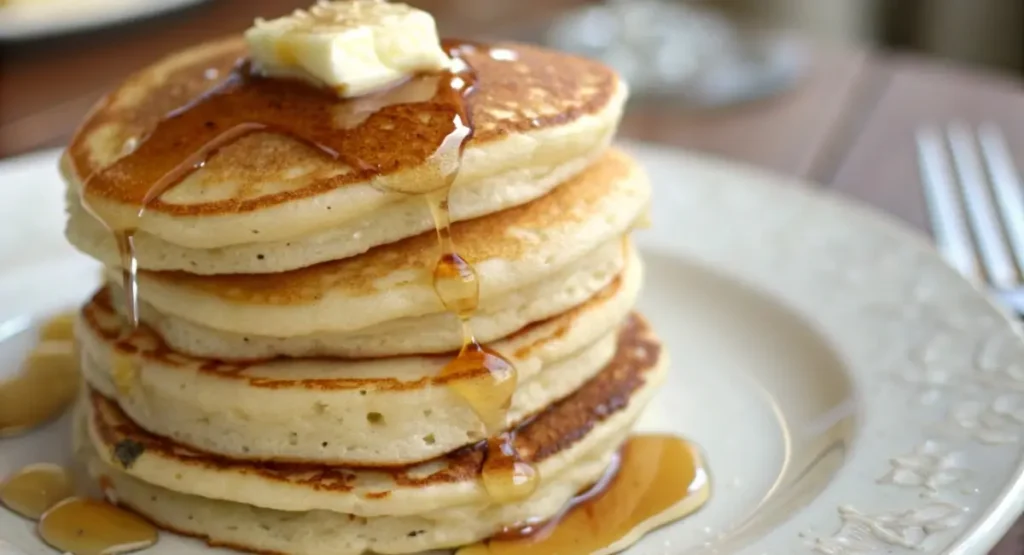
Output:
[
  {"xmin": 0, "ymin": 323, "xmax": 161, "ymax": 553},
  {"xmin": 0, "ymin": 314, "xmax": 78, "ymax": 437},
  {"xmin": 459, "ymin": 435, "xmax": 710, "ymax": 555}
]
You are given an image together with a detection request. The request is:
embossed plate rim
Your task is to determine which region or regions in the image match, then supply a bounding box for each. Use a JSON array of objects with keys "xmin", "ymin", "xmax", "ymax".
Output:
[{"xmin": 624, "ymin": 140, "xmax": 1024, "ymax": 555}]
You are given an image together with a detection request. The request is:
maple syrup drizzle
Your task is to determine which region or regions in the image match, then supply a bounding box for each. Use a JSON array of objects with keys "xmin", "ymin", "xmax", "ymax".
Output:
[
  {"xmin": 38, "ymin": 497, "xmax": 159, "ymax": 555},
  {"xmin": 457, "ymin": 435, "xmax": 710, "ymax": 555},
  {"xmin": 76, "ymin": 40, "xmax": 536, "ymax": 503},
  {"xmin": 0, "ymin": 463, "xmax": 74, "ymax": 520},
  {"xmin": 38, "ymin": 311, "xmax": 76, "ymax": 341},
  {"xmin": 80, "ymin": 60, "xmax": 444, "ymax": 326},
  {"xmin": 111, "ymin": 122, "xmax": 265, "ymax": 328},
  {"xmin": 420, "ymin": 59, "xmax": 538, "ymax": 503}
]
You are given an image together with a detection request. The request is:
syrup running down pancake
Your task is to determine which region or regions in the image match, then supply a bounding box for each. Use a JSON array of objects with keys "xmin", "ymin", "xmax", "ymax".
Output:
[
  {"xmin": 64, "ymin": 37, "xmax": 627, "ymax": 273},
  {"xmin": 66, "ymin": 35, "xmax": 572, "ymax": 504},
  {"xmin": 65, "ymin": 35, "xmax": 641, "ymax": 502},
  {"xmin": 111, "ymin": 150, "xmax": 649, "ymax": 341},
  {"xmin": 76, "ymin": 315, "xmax": 669, "ymax": 555},
  {"xmin": 29, "ymin": 3, "xmax": 713, "ymax": 552},
  {"xmin": 78, "ymin": 253, "xmax": 643, "ymax": 465}
]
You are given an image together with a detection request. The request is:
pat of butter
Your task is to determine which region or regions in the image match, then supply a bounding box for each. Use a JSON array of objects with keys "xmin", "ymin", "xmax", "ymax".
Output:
[{"xmin": 245, "ymin": 0, "xmax": 452, "ymax": 98}]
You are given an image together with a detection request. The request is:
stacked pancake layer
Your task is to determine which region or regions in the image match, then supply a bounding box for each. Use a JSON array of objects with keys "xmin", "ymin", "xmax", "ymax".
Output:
[{"xmin": 64, "ymin": 37, "xmax": 663, "ymax": 555}]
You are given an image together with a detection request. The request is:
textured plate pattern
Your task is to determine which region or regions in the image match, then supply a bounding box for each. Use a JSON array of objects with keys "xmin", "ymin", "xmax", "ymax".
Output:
[{"xmin": 632, "ymin": 143, "xmax": 1024, "ymax": 555}]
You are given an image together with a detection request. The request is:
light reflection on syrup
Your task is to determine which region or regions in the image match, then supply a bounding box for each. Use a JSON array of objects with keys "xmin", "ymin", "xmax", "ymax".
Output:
[
  {"xmin": 458, "ymin": 435, "xmax": 710, "ymax": 555},
  {"xmin": 480, "ymin": 432, "xmax": 539, "ymax": 503},
  {"xmin": 0, "ymin": 463, "xmax": 74, "ymax": 520},
  {"xmin": 487, "ymin": 48, "xmax": 519, "ymax": 62},
  {"xmin": 38, "ymin": 497, "xmax": 158, "ymax": 555},
  {"xmin": 0, "ymin": 463, "xmax": 158, "ymax": 554},
  {"xmin": 0, "ymin": 322, "xmax": 79, "ymax": 438},
  {"xmin": 74, "ymin": 40, "xmax": 537, "ymax": 503},
  {"xmin": 38, "ymin": 312, "xmax": 75, "ymax": 341}
]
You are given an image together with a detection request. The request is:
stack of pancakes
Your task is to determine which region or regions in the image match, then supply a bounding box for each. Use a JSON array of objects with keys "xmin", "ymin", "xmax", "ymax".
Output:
[{"xmin": 62, "ymin": 36, "xmax": 665, "ymax": 554}]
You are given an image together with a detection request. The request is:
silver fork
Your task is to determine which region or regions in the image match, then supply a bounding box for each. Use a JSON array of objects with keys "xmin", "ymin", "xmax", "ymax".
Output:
[{"xmin": 916, "ymin": 123, "xmax": 1024, "ymax": 315}]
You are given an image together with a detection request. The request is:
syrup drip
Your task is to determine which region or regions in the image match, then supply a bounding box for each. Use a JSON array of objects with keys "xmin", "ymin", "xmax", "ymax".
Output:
[
  {"xmin": 0, "ymin": 323, "xmax": 79, "ymax": 437},
  {"xmin": 38, "ymin": 497, "xmax": 158, "ymax": 555},
  {"xmin": 110, "ymin": 353, "xmax": 140, "ymax": 398},
  {"xmin": 38, "ymin": 312, "xmax": 75, "ymax": 341},
  {"xmin": 80, "ymin": 56, "xmax": 450, "ymax": 326},
  {"xmin": 105, "ymin": 121, "xmax": 268, "ymax": 328},
  {"xmin": 457, "ymin": 435, "xmax": 710, "ymax": 555},
  {"xmin": 421, "ymin": 84, "xmax": 538, "ymax": 503},
  {"xmin": 76, "ymin": 40, "xmax": 536, "ymax": 503},
  {"xmin": 0, "ymin": 463, "xmax": 74, "ymax": 519},
  {"xmin": 480, "ymin": 432, "xmax": 539, "ymax": 504}
]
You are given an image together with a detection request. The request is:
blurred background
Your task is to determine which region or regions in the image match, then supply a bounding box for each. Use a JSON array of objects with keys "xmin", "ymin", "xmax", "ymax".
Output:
[
  {"xmin": 1, "ymin": 0, "xmax": 1022, "ymax": 160},
  {"xmin": 0, "ymin": 0, "xmax": 1021, "ymax": 226},
  {"xmin": 721, "ymin": 0, "xmax": 1023, "ymax": 71},
  {"xmin": 1, "ymin": 0, "xmax": 1023, "ymax": 238}
]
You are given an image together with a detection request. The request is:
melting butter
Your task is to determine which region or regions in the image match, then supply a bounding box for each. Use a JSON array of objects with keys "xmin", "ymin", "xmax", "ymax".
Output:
[{"xmin": 246, "ymin": 0, "xmax": 452, "ymax": 97}]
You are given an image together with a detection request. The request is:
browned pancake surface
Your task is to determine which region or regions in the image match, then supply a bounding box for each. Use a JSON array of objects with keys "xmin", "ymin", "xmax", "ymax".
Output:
[
  {"xmin": 67, "ymin": 37, "xmax": 618, "ymax": 215},
  {"xmin": 140, "ymin": 149, "xmax": 635, "ymax": 303},
  {"xmin": 83, "ymin": 270, "xmax": 625, "ymax": 388},
  {"xmin": 88, "ymin": 314, "xmax": 659, "ymax": 483}
]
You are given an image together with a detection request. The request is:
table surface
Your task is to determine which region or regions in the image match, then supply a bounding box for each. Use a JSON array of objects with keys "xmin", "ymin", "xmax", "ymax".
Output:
[{"xmin": 1, "ymin": 0, "xmax": 1023, "ymax": 552}]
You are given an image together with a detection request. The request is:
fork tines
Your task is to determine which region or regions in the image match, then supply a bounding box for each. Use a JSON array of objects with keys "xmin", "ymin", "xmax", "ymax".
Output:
[{"xmin": 916, "ymin": 124, "xmax": 1024, "ymax": 298}]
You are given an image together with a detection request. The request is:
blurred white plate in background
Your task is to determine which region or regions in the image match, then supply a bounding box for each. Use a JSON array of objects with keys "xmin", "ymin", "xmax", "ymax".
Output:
[{"xmin": 0, "ymin": 0, "xmax": 210, "ymax": 41}]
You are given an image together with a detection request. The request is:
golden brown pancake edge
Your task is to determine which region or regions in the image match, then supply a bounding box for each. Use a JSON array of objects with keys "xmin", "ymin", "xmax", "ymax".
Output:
[
  {"xmin": 86, "ymin": 313, "xmax": 660, "ymax": 476},
  {"xmin": 66, "ymin": 36, "xmax": 621, "ymax": 216}
]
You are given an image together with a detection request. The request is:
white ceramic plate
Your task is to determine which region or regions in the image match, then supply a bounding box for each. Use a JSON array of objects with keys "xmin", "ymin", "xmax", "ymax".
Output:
[
  {"xmin": 1, "ymin": 143, "xmax": 1023, "ymax": 555},
  {"xmin": 0, "ymin": 0, "xmax": 209, "ymax": 41}
]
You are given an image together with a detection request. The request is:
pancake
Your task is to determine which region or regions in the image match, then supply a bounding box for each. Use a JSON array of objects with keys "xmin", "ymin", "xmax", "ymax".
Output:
[
  {"xmin": 80, "ymin": 313, "xmax": 665, "ymax": 519},
  {"xmin": 64, "ymin": 148, "xmax": 604, "ymax": 276},
  {"xmin": 63, "ymin": 37, "xmax": 626, "ymax": 259},
  {"xmin": 126, "ymin": 239, "xmax": 639, "ymax": 360},
  {"xmin": 115, "ymin": 149, "xmax": 649, "ymax": 338},
  {"xmin": 76, "ymin": 409, "xmax": 623, "ymax": 555},
  {"xmin": 77, "ymin": 272, "xmax": 640, "ymax": 464}
]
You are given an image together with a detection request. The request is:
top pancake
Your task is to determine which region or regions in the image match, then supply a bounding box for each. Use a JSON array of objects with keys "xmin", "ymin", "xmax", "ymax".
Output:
[{"xmin": 63, "ymin": 36, "xmax": 625, "ymax": 250}]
